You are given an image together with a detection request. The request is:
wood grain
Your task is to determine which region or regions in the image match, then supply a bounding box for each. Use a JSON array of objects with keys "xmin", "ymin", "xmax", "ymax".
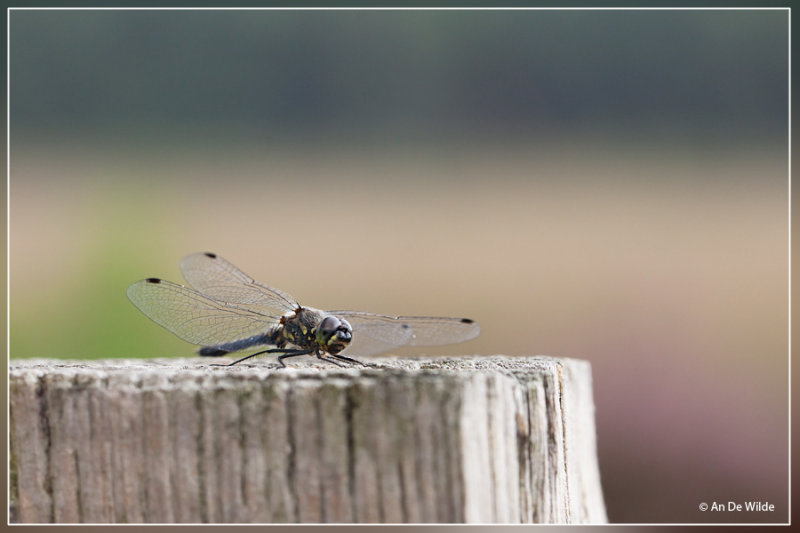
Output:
[{"xmin": 9, "ymin": 356, "xmax": 607, "ymax": 524}]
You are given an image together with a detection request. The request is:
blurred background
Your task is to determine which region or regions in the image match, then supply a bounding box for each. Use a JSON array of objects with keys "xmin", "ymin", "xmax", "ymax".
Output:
[{"xmin": 8, "ymin": 9, "xmax": 788, "ymax": 523}]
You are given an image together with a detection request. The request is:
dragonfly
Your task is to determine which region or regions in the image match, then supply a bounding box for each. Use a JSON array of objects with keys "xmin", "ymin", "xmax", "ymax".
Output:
[{"xmin": 126, "ymin": 252, "xmax": 480, "ymax": 367}]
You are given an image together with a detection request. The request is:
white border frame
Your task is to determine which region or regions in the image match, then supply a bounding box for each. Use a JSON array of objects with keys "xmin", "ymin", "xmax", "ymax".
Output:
[{"xmin": 5, "ymin": 6, "xmax": 792, "ymax": 526}]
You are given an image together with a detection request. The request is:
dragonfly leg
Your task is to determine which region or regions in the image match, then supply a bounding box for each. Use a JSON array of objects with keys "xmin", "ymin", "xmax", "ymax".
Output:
[
  {"xmin": 320, "ymin": 357, "xmax": 347, "ymax": 367},
  {"xmin": 211, "ymin": 348, "xmax": 311, "ymax": 368},
  {"xmin": 313, "ymin": 351, "xmax": 347, "ymax": 368},
  {"xmin": 275, "ymin": 349, "xmax": 313, "ymax": 368},
  {"xmin": 328, "ymin": 353, "xmax": 370, "ymax": 367}
]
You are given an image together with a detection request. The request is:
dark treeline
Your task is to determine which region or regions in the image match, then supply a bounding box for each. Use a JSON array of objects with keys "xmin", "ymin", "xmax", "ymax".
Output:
[{"xmin": 9, "ymin": 10, "xmax": 788, "ymax": 138}]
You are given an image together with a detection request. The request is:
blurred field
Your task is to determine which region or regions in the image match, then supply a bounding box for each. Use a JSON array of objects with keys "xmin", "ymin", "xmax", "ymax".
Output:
[{"xmin": 10, "ymin": 137, "xmax": 787, "ymax": 361}]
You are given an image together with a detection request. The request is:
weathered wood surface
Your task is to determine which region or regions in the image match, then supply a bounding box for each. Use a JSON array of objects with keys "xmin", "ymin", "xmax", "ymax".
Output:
[{"xmin": 9, "ymin": 355, "xmax": 607, "ymax": 524}]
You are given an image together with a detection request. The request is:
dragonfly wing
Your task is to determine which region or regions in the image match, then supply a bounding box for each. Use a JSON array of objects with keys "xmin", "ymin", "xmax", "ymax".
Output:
[
  {"xmin": 127, "ymin": 278, "xmax": 278, "ymax": 347},
  {"xmin": 332, "ymin": 311, "xmax": 480, "ymax": 357},
  {"xmin": 179, "ymin": 252, "xmax": 298, "ymax": 314}
]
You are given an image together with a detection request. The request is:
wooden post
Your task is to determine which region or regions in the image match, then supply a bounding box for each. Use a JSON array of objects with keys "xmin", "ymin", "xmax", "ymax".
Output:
[{"xmin": 9, "ymin": 356, "xmax": 607, "ymax": 524}]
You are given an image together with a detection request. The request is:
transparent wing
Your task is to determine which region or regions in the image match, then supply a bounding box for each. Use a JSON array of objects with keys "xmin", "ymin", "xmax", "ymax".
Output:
[
  {"xmin": 331, "ymin": 311, "xmax": 481, "ymax": 357},
  {"xmin": 127, "ymin": 278, "xmax": 279, "ymax": 347},
  {"xmin": 179, "ymin": 252, "xmax": 298, "ymax": 314}
]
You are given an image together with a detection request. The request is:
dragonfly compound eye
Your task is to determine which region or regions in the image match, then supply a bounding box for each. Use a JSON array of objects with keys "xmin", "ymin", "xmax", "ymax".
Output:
[{"xmin": 317, "ymin": 316, "xmax": 352, "ymax": 354}]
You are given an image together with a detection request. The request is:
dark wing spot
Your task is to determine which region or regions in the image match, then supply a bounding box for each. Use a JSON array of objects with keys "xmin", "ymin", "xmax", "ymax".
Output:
[
  {"xmin": 401, "ymin": 324, "xmax": 410, "ymax": 329},
  {"xmin": 145, "ymin": 278, "xmax": 162, "ymax": 284},
  {"xmin": 204, "ymin": 252, "xmax": 217, "ymax": 259},
  {"xmin": 460, "ymin": 318, "xmax": 474, "ymax": 324}
]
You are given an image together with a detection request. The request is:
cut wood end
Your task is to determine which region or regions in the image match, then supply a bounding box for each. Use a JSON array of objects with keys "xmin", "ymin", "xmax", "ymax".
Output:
[
  {"xmin": 10, "ymin": 354, "xmax": 585, "ymax": 373},
  {"xmin": 9, "ymin": 356, "xmax": 592, "ymax": 390}
]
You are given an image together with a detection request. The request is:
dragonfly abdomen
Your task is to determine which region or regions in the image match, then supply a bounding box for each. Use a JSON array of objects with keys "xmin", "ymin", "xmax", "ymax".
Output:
[{"xmin": 197, "ymin": 330, "xmax": 279, "ymax": 356}]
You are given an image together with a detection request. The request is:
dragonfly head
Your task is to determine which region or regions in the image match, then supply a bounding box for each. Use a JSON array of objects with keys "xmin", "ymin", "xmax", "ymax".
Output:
[{"xmin": 316, "ymin": 315, "xmax": 353, "ymax": 355}]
